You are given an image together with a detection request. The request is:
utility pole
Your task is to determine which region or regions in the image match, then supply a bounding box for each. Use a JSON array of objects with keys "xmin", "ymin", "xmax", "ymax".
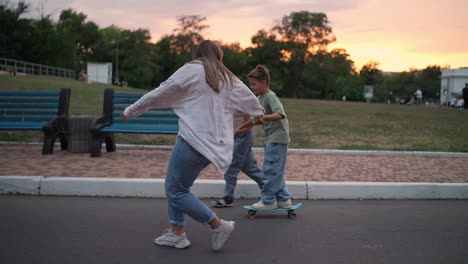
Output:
[{"xmin": 115, "ymin": 40, "xmax": 119, "ymax": 82}]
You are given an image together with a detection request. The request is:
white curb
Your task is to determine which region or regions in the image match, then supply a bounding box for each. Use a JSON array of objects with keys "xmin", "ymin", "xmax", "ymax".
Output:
[
  {"xmin": 1, "ymin": 176, "xmax": 467, "ymax": 199},
  {"xmin": 40, "ymin": 177, "xmax": 166, "ymax": 198},
  {"xmin": 0, "ymin": 176, "xmax": 43, "ymax": 195},
  {"xmin": 307, "ymin": 182, "xmax": 468, "ymax": 199}
]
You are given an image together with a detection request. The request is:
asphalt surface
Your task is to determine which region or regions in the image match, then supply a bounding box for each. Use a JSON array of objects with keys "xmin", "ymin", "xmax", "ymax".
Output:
[{"xmin": 1, "ymin": 195, "xmax": 467, "ymax": 264}]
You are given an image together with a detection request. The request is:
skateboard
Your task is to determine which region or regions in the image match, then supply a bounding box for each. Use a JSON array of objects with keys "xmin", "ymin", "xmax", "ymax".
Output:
[{"xmin": 243, "ymin": 203, "xmax": 302, "ymax": 219}]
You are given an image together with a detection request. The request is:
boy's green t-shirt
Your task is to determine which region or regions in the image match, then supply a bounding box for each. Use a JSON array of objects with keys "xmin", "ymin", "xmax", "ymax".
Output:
[{"xmin": 257, "ymin": 90, "xmax": 290, "ymax": 144}]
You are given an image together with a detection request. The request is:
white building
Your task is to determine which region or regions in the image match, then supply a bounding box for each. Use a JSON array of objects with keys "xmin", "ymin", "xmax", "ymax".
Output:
[
  {"xmin": 87, "ymin": 62, "xmax": 112, "ymax": 84},
  {"xmin": 440, "ymin": 68, "xmax": 468, "ymax": 104}
]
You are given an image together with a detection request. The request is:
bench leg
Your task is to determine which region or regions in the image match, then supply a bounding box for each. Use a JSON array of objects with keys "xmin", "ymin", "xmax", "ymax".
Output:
[
  {"xmin": 90, "ymin": 134, "xmax": 103, "ymax": 157},
  {"xmin": 59, "ymin": 133, "xmax": 68, "ymax": 151},
  {"xmin": 105, "ymin": 134, "xmax": 116, "ymax": 152},
  {"xmin": 42, "ymin": 125, "xmax": 57, "ymax": 155},
  {"xmin": 42, "ymin": 134, "xmax": 56, "ymax": 155}
]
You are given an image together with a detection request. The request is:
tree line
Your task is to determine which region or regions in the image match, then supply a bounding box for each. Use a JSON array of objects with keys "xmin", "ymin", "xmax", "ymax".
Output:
[{"xmin": 1, "ymin": 1, "xmax": 444, "ymax": 102}]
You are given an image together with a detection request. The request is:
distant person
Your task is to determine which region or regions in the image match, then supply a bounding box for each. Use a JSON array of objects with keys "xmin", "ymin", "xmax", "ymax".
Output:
[
  {"xmin": 450, "ymin": 97, "xmax": 458, "ymax": 108},
  {"xmin": 78, "ymin": 70, "xmax": 87, "ymax": 82},
  {"xmin": 443, "ymin": 89, "xmax": 448, "ymax": 106},
  {"xmin": 239, "ymin": 65, "xmax": 293, "ymax": 209},
  {"xmin": 6, "ymin": 66, "xmax": 16, "ymax": 76},
  {"xmin": 415, "ymin": 89, "xmax": 423, "ymax": 104},
  {"xmin": 121, "ymin": 40, "xmax": 264, "ymax": 251},
  {"xmin": 463, "ymin": 83, "xmax": 468, "ymax": 110}
]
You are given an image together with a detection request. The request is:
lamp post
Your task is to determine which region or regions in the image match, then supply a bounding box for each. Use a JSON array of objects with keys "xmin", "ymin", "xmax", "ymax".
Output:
[{"xmin": 112, "ymin": 40, "xmax": 119, "ymax": 83}]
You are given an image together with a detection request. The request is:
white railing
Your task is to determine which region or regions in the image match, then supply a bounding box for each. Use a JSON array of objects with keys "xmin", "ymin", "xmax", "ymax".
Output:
[{"xmin": 0, "ymin": 57, "xmax": 76, "ymax": 79}]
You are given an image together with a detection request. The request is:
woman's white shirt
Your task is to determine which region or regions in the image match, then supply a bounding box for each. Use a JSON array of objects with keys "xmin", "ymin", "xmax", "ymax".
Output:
[{"xmin": 123, "ymin": 60, "xmax": 263, "ymax": 173}]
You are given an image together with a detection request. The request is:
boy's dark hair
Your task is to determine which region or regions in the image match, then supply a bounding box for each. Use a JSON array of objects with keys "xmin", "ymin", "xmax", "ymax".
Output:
[{"xmin": 248, "ymin": 65, "xmax": 270, "ymax": 85}]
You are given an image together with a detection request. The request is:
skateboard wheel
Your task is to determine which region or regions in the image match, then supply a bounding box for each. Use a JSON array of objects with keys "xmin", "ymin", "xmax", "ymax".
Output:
[
  {"xmin": 288, "ymin": 211, "xmax": 296, "ymax": 219},
  {"xmin": 248, "ymin": 210, "xmax": 256, "ymax": 219}
]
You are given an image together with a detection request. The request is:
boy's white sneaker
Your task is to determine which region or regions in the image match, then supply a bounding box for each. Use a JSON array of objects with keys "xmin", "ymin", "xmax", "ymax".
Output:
[
  {"xmin": 154, "ymin": 229, "xmax": 191, "ymax": 249},
  {"xmin": 252, "ymin": 200, "xmax": 278, "ymax": 209},
  {"xmin": 278, "ymin": 199, "xmax": 293, "ymax": 208},
  {"xmin": 211, "ymin": 219, "xmax": 235, "ymax": 251}
]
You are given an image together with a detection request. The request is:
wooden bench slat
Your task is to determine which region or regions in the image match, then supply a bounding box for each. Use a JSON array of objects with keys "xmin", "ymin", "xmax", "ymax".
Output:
[
  {"xmin": 0, "ymin": 110, "xmax": 58, "ymax": 115},
  {"xmin": 0, "ymin": 122, "xmax": 45, "ymax": 130},
  {"xmin": 0, "ymin": 116, "xmax": 55, "ymax": 122},
  {"xmin": 0, "ymin": 91, "xmax": 60, "ymax": 97},
  {"xmin": 101, "ymin": 124, "xmax": 178, "ymax": 134},
  {"xmin": 112, "ymin": 98, "xmax": 139, "ymax": 104},
  {"xmin": 0, "ymin": 103, "xmax": 59, "ymax": 109},
  {"xmin": 0, "ymin": 98, "xmax": 59, "ymax": 103},
  {"xmin": 112, "ymin": 93, "xmax": 142, "ymax": 99}
]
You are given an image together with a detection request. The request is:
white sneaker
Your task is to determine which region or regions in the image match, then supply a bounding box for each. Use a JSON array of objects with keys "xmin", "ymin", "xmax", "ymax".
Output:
[
  {"xmin": 211, "ymin": 219, "xmax": 235, "ymax": 251},
  {"xmin": 252, "ymin": 200, "xmax": 278, "ymax": 209},
  {"xmin": 154, "ymin": 229, "xmax": 191, "ymax": 249},
  {"xmin": 278, "ymin": 199, "xmax": 293, "ymax": 208}
]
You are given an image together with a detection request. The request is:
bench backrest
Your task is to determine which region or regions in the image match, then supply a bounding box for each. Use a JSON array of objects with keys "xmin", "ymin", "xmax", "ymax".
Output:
[
  {"xmin": 102, "ymin": 88, "xmax": 178, "ymax": 127},
  {"xmin": 0, "ymin": 88, "xmax": 70, "ymax": 125}
]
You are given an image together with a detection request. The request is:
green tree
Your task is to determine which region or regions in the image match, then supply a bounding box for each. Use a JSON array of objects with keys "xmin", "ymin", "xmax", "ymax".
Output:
[
  {"xmin": 273, "ymin": 11, "xmax": 336, "ymax": 98},
  {"xmin": 416, "ymin": 65, "xmax": 442, "ymax": 101},
  {"xmin": 219, "ymin": 42, "xmax": 248, "ymax": 79},
  {"xmin": 359, "ymin": 60, "xmax": 383, "ymax": 85},
  {"xmin": 119, "ymin": 29, "xmax": 158, "ymax": 88},
  {"xmin": 27, "ymin": 17, "xmax": 67, "ymax": 67},
  {"xmin": 170, "ymin": 15, "xmax": 209, "ymax": 62},
  {"xmin": 153, "ymin": 15, "xmax": 209, "ymax": 84},
  {"xmin": 380, "ymin": 71, "xmax": 417, "ymax": 103},
  {"xmin": 0, "ymin": 1, "xmax": 33, "ymax": 60},
  {"xmin": 245, "ymin": 29, "xmax": 286, "ymax": 95},
  {"xmin": 57, "ymin": 9, "xmax": 100, "ymax": 70},
  {"xmin": 301, "ymin": 49, "xmax": 356, "ymax": 99}
]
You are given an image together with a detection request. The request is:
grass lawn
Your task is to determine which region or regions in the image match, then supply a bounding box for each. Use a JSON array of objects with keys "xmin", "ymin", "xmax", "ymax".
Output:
[{"xmin": 1, "ymin": 74, "xmax": 467, "ymax": 152}]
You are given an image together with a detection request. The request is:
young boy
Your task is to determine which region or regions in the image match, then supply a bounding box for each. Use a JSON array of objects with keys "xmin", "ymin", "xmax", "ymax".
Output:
[
  {"xmin": 240, "ymin": 65, "xmax": 292, "ymax": 209},
  {"xmin": 210, "ymin": 112, "xmax": 264, "ymax": 208}
]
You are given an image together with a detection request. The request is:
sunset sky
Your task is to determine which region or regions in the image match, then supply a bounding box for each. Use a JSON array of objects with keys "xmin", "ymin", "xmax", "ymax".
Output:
[{"xmin": 19, "ymin": 0, "xmax": 468, "ymax": 72}]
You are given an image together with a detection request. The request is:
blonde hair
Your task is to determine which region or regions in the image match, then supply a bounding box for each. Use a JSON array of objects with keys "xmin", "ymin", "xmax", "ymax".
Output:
[
  {"xmin": 194, "ymin": 40, "xmax": 236, "ymax": 93},
  {"xmin": 248, "ymin": 65, "xmax": 270, "ymax": 85}
]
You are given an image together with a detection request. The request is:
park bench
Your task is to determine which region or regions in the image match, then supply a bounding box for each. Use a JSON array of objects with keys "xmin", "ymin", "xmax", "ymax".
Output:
[
  {"xmin": 0, "ymin": 88, "xmax": 71, "ymax": 154},
  {"xmin": 90, "ymin": 88, "xmax": 179, "ymax": 157}
]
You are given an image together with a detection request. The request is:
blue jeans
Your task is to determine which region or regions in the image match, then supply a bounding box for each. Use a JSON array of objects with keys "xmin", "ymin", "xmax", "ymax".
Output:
[
  {"xmin": 223, "ymin": 130, "xmax": 264, "ymax": 201},
  {"xmin": 165, "ymin": 136, "xmax": 215, "ymax": 226},
  {"xmin": 260, "ymin": 143, "xmax": 291, "ymax": 204}
]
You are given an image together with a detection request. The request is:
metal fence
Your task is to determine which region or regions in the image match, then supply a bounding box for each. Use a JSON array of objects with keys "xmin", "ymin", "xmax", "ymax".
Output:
[{"xmin": 0, "ymin": 57, "xmax": 76, "ymax": 79}]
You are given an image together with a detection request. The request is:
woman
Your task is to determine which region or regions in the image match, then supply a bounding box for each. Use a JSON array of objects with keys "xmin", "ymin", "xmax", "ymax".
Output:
[{"xmin": 121, "ymin": 40, "xmax": 264, "ymax": 251}]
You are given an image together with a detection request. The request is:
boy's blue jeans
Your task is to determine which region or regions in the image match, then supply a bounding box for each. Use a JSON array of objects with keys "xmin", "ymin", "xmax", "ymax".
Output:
[
  {"xmin": 223, "ymin": 130, "xmax": 264, "ymax": 201},
  {"xmin": 260, "ymin": 143, "xmax": 291, "ymax": 204},
  {"xmin": 165, "ymin": 136, "xmax": 215, "ymax": 226}
]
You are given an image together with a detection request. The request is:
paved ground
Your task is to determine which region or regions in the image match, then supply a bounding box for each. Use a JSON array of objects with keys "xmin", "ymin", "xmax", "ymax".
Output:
[
  {"xmin": 1, "ymin": 195, "xmax": 467, "ymax": 264},
  {"xmin": 1, "ymin": 143, "xmax": 467, "ymax": 182}
]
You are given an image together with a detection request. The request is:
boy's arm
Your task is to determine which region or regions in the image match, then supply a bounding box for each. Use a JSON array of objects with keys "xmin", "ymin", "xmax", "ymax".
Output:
[
  {"xmin": 261, "ymin": 113, "xmax": 283, "ymax": 122},
  {"xmin": 237, "ymin": 116, "xmax": 263, "ymax": 132}
]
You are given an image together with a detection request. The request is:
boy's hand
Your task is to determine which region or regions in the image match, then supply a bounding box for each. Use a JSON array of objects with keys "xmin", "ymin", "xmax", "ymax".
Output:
[
  {"xmin": 120, "ymin": 112, "xmax": 128, "ymax": 124},
  {"xmin": 252, "ymin": 116, "xmax": 264, "ymax": 125}
]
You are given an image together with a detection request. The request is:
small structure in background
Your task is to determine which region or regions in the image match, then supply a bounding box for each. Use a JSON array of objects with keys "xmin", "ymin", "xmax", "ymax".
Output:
[
  {"xmin": 364, "ymin": 85, "xmax": 374, "ymax": 103},
  {"xmin": 86, "ymin": 62, "xmax": 112, "ymax": 84},
  {"xmin": 440, "ymin": 68, "xmax": 468, "ymax": 105}
]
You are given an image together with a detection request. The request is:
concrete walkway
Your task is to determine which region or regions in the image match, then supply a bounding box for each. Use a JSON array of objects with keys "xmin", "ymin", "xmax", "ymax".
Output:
[{"xmin": 1, "ymin": 143, "xmax": 468, "ymax": 199}]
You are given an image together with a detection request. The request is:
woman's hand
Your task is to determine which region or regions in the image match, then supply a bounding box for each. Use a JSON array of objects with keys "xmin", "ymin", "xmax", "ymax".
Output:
[
  {"xmin": 120, "ymin": 112, "xmax": 128, "ymax": 124},
  {"xmin": 252, "ymin": 116, "xmax": 264, "ymax": 125}
]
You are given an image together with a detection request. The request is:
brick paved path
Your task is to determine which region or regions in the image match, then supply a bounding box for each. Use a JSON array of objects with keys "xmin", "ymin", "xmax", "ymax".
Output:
[{"xmin": 1, "ymin": 144, "xmax": 467, "ymax": 183}]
